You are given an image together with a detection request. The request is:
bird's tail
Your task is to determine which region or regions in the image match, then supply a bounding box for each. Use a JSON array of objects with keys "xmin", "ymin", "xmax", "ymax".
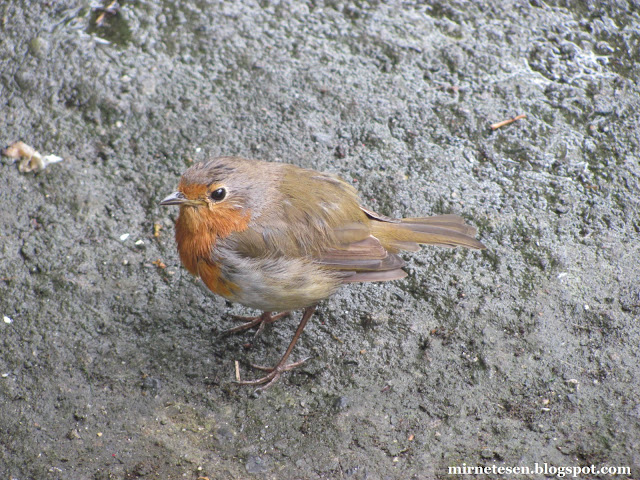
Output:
[{"xmin": 370, "ymin": 214, "xmax": 486, "ymax": 252}]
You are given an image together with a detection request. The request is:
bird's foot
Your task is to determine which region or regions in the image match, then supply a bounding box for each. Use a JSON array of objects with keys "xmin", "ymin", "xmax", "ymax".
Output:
[
  {"xmin": 223, "ymin": 311, "xmax": 290, "ymax": 337},
  {"xmin": 235, "ymin": 356, "xmax": 312, "ymax": 391},
  {"xmin": 231, "ymin": 305, "xmax": 317, "ymax": 391}
]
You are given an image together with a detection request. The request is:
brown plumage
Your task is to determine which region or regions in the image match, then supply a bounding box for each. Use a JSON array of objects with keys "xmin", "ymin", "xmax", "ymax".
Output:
[{"xmin": 161, "ymin": 156, "xmax": 485, "ymax": 389}]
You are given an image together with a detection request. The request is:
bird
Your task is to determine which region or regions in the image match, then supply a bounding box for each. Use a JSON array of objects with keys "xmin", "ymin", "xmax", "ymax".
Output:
[{"xmin": 160, "ymin": 156, "xmax": 485, "ymax": 390}]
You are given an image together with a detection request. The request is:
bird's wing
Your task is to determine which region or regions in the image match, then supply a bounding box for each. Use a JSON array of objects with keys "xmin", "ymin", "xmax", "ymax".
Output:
[
  {"xmin": 315, "ymin": 232, "xmax": 408, "ymax": 283},
  {"xmin": 223, "ymin": 166, "xmax": 407, "ymax": 282}
]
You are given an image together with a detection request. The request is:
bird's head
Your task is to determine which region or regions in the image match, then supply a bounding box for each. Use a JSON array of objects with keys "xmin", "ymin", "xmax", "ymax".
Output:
[
  {"xmin": 161, "ymin": 155, "xmax": 277, "ymax": 211},
  {"xmin": 160, "ymin": 156, "xmax": 278, "ymax": 243},
  {"xmin": 161, "ymin": 158, "xmax": 238, "ymax": 210}
]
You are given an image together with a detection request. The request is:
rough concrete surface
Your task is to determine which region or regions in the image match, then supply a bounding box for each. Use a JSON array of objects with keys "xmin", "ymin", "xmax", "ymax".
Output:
[{"xmin": 1, "ymin": 1, "xmax": 639, "ymax": 479}]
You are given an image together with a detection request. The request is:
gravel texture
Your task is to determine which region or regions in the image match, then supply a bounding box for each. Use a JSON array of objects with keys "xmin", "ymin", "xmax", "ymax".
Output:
[{"xmin": 1, "ymin": 1, "xmax": 639, "ymax": 479}]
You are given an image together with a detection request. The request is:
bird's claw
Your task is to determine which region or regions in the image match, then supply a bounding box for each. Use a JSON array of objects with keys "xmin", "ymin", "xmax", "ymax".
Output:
[
  {"xmin": 234, "ymin": 356, "xmax": 313, "ymax": 391},
  {"xmin": 223, "ymin": 311, "xmax": 290, "ymax": 337},
  {"xmin": 230, "ymin": 305, "xmax": 317, "ymax": 390}
]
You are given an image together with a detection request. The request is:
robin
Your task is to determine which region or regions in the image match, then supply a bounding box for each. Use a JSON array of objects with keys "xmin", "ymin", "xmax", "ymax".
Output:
[{"xmin": 160, "ymin": 156, "xmax": 485, "ymax": 390}]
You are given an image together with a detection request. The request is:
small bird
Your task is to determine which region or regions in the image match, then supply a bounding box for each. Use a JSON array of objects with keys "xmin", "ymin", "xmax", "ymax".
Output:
[{"xmin": 160, "ymin": 156, "xmax": 485, "ymax": 390}]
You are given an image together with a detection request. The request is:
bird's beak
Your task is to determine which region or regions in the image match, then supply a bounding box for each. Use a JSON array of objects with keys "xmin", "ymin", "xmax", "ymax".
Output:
[{"xmin": 160, "ymin": 191, "xmax": 188, "ymax": 206}]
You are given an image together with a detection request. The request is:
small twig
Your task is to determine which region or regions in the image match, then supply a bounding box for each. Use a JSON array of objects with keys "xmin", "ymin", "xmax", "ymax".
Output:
[
  {"xmin": 570, "ymin": 323, "xmax": 592, "ymax": 331},
  {"xmin": 95, "ymin": 11, "xmax": 107, "ymax": 26},
  {"xmin": 490, "ymin": 113, "xmax": 527, "ymax": 130},
  {"xmin": 234, "ymin": 360, "xmax": 241, "ymax": 382},
  {"xmin": 96, "ymin": 0, "xmax": 119, "ymax": 27}
]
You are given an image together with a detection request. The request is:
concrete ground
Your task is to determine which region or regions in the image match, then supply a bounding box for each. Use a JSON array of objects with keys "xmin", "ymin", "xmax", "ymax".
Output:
[{"xmin": 1, "ymin": 1, "xmax": 639, "ymax": 479}]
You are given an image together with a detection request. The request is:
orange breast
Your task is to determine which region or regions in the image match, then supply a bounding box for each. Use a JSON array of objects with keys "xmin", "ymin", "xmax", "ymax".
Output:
[
  {"xmin": 197, "ymin": 258, "xmax": 238, "ymax": 298},
  {"xmin": 174, "ymin": 204, "xmax": 250, "ymax": 290}
]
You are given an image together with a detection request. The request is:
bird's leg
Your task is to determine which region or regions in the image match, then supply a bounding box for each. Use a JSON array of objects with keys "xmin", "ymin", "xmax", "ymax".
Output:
[
  {"xmin": 224, "ymin": 311, "xmax": 290, "ymax": 336},
  {"xmin": 235, "ymin": 305, "xmax": 316, "ymax": 391}
]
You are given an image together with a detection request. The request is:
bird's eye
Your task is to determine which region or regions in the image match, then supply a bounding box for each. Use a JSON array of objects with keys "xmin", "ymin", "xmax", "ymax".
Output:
[{"xmin": 209, "ymin": 187, "xmax": 226, "ymax": 201}]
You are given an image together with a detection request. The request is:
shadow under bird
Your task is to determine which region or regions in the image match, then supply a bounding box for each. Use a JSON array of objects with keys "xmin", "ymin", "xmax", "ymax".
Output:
[{"xmin": 160, "ymin": 156, "xmax": 485, "ymax": 390}]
